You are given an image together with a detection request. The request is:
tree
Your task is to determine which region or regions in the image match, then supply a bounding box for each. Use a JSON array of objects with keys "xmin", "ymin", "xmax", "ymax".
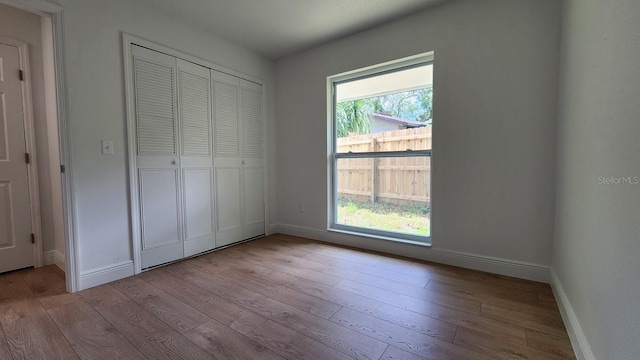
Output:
[
  {"xmin": 336, "ymin": 99, "xmax": 374, "ymax": 137},
  {"xmin": 376, "ymin": 88, "xmax": 433, "ymax": 123},
  {"xmin": 335, "ymin": 87, "xmax": 433, "ymax": 137}
]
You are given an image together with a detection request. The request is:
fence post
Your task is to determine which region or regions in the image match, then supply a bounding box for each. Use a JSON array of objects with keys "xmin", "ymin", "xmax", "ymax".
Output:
[{"xmin": 371, "ymin": 137, "xmax": 378, "ymax": 203}]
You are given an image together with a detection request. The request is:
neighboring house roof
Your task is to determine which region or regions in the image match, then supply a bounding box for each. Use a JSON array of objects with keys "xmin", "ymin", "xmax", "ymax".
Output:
[{"xmin": 372, "ymin": 113, "xmax": 426, "ymax": 128}]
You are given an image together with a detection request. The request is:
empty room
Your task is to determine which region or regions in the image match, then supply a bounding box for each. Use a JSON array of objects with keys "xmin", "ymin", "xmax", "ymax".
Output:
[{"xmin": 0, "ymin": 0, "xmax": 638, "ymax": 359}]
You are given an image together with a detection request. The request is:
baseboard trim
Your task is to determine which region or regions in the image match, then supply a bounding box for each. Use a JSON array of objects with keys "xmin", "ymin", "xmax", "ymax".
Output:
[
  {"xmin": 275, "ymin": 223, "xmax": 550, "ymax": 283},
  {"xmin": 551, "ymin": 270, "xmax": 595, "ymax": 360},
  {"xmin": 268, "ymin": 223, "xmax": 281, "ymax": 235},
  {"xmin": 79, "ymin": 261, "xmax": 134, "ymax": 290},
  {"xmin": 43, "ymin": 250, "xmax": 55, "ymax": 266},
  {"xmin": 44, "ymin": 250, "xmax": 66, "ymax": 272},
  {"xmin": 53, "ymin": 250, "xmax": 65, "ymax": 271}
]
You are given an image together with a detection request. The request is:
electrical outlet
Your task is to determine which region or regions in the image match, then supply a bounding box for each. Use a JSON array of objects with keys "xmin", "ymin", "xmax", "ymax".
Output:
[
  {"xmin": 102, "ymin": 140, "xmax": 114, "ymax": 155},
  {"xmin": 298, "ymin": 202, "xmax": 305, "ymax": 213}
]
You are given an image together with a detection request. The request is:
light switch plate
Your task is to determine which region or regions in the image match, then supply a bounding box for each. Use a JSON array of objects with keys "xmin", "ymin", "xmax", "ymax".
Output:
[{"xmin": 102, "ymin": 140, "xmax": 114, "ymax": 155}]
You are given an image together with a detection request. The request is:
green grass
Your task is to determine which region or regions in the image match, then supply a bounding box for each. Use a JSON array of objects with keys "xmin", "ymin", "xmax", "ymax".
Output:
[{"xmin": 337, "ymin": 198, "xmax": 430, "ymax": 237}]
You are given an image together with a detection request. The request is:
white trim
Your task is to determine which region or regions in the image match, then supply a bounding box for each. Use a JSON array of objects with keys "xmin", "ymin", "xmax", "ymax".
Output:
[
  {"xmin": 0, "ymin": 35, "xmax": 44, "ymax": 268},
  {"xmin": 326, "ymin": 52, "xmax": 434, "ymax": 244},
  {"xmin": 79, "ymin": 261, "xmax": 135, "ymax": 290},
  {"xmin": 551, "ymin": 270, "xmax": 595, "ymax": 360},
  {"xmin": 53, "ymin": 249, "xmax": 65, "ymax": 270},
  {"xmin": 47, "ymin": 6, "xmax": 77, "ymax": 293},
  {"xmin": 1, "ymin": 0, "xmax": 79, "ymax": 293},
  {"xmin": 43, "ymin": 250, "xmax": 54, "ymax": 265},
  {"xmin": 276, "ymin": 223, "xmax": 551, "ymax": 283},
  {"xmin": 267, "ymin": 223, "xmax": 280, "ymax": 235},
  {"xmin": 122, "ymin": 38, "xmax": 140, "ymax": 274},
  {"xmin": 43, "ymin": 249, "xmax": 64, "ymax": 268}
]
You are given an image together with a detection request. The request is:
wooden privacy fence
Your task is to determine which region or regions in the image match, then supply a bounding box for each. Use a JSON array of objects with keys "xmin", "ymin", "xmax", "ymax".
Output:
[{"xmin": 336, "ymin": 127, "xmax": 432, "ymax": 206}]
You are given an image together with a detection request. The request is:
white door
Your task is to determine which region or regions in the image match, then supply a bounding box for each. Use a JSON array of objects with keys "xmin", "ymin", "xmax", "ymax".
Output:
[
  {"xmin": 212, "ymin": 70, "xmax": 243, "ymax": 247},
  {"xmin": 240, "ymin": 82, "xmax": 265, "ymax": 239},
  {"xmin": 132, "ymin": 45, "xmax": 183, "ymax": 269},
  {"xmin": 177, "ymin": 59, "xmax": 215, "ymax": 257},
  {"xmin": 0, "ymin": 42, "xmax": 33, "ymax": 272}
]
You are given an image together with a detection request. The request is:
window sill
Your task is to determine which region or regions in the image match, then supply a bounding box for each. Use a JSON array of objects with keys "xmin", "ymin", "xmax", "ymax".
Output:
[{"xmin": 327, "ymin": 227, "xmax": 432, "ymax": 248}]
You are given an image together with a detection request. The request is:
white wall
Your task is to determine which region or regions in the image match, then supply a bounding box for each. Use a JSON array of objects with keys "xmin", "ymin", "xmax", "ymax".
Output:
[
  {"xmin": 54, "ymin": 0, "xmax": 275, "ymax": 281},
  {"xmin": 553, "ymin": 0, "xmax": 640, "ymax": 359},
  {"xmin": 0, "ymin": 3, "xmax": 57, "ymax": 256},
  {"xmin": 274, "ymin": 0, "xmax": 561, "ymax": 280}
]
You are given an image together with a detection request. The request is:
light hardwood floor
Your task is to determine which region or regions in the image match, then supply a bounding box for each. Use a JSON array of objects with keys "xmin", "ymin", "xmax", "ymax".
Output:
[{"xmin": 0, "ymin": 234, "xmax": 575, "ymax": 359}]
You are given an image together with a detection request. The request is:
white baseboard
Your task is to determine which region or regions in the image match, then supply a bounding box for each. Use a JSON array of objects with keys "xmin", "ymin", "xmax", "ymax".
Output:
[
  {"xmin": 43, "ymin": 250, "xmax": 55, "ymax": 266},
  {"xmin": 268, "ymin": 223, "xmax": 281, "ymax": 235},
  {"xmin": 44, "ymin": 249, "xmax": 66, "ymax": 272},
  {"xmin": 79, "ymin": 261, "xmax": 134, "ymax": 290},
  {"xmin": 275, "ymin": 223, "xmax": 550, "ymax": 283},
  {"xmin": 53, "ymin": 250, "xmax": 65, "ymax": 271},
  {"xmin": 551, "ymin": 270, "xmax": 595, "ymax": 360}
]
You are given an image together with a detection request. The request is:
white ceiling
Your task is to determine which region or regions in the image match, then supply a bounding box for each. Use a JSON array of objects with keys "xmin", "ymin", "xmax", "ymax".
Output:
[{"xmin": 135, "ymin": 0, "xmax": 447, "ymax": 60}]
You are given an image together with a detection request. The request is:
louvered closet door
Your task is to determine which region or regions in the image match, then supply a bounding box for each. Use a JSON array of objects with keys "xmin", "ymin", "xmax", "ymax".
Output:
[
  {"xmin": 132, "ymin": 45, "xmax": 183, "ymax": 269},
  {"xmin": 212, "ymin": 70, "xmax": 243, "ymax": 247},
  {"xmin": 178, "ymin": 59, "xmax": 215, "ymax": 257},
  {"xmin": 240, "ymin": 80, "xmax": 265, "ymax": 239}
]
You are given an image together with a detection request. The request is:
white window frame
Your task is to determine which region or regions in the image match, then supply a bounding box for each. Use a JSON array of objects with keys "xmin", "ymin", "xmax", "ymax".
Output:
[{"xmin": 327, "ymin": 52, "xmax": 434, "ymax": 245}]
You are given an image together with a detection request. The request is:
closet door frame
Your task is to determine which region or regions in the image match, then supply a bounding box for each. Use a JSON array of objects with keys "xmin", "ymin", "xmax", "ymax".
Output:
[{"xmin": 123, "ymin": 33, "xmax": 268, "ymax": 274}]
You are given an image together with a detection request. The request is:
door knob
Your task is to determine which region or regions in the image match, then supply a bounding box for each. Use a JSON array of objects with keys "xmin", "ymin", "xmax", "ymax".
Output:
[{"xmin": 171, "ymin": 159, "xmax": 177, "ymax": 165}]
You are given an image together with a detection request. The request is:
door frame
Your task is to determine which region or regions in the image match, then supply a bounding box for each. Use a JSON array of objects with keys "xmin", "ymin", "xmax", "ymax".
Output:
[
  {"xmin": 0, "ymin": 0, "xmax": 78, "ymax": 292},
  {"xmin": 0, "ymin": 35, "xmax": 43, "ymax": 268}
]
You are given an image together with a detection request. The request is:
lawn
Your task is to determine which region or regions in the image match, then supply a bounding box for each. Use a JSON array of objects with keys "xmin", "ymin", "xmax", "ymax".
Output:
[{"xmin": 337, "ymin": 198, "xmax": 430, "ymax": 237}]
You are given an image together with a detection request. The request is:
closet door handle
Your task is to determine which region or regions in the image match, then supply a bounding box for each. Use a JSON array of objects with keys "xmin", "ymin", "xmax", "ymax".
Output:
[{"xmin": 171, "ymin": 159, "xmax": 178, "ymax": 165}]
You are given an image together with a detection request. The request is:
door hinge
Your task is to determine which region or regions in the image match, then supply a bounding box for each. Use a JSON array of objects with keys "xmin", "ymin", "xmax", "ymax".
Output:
[
  {"xmin": 31, "ymin": 234, "xmax": 35, "ymax": 244},
  {"xmin": 19, "ymin": 69, "xmax": 24, "ymax": 81},
  {"xmin": 60, "ymin": 164, "xmax": 66, "ymax": 173},
  {"xmin": 25, "ymin": 153, "xmax": 30, "ymax": 164}
]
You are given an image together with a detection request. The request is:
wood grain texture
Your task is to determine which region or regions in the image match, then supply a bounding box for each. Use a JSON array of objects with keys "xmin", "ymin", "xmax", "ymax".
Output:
[
  {"xmin": 247, "ymin": 320, "xmax": 354, "ymax": 360},
  {"xmin": 335, "ymin": 278, "xmax": 480, "ymax": 314},
  {"xmin": 20, "ymin": 266, "xmax": 66, "ymax": 300},
  {"xmin": 1, "ymin": 298, "xmax": 78, "ymax": 360},
  {"xmin": 0, "ymin": 234, "xmax": 576, "ymax": 360},
  {"xmin": 0, "ymin": 322, "xmax": 14, "ymax": 360},
  {"xmin": 454, "ymin": 327, "xmax": 568, "ymax": 360},
  {"xmin": 186, "ymin": 319, "xmax": 285, "ymax": 360},
  {"xmin": 481, "ymin": 302, "xmax": 569, "ymax": 338},
  {"xmin": 138, "ymin": 269, "xmax": 267, "ymax": 335},
  {"xmin": 211, "ymin": 266, "xmax": 343, "ymax": 319},
  {"xmin": 272, "ymin": 271, "xmax": 457, "ymax": 341},
  {"xmin": 94, "ymin": 299, "xmax": 212, "ymax": 360},
  {"xmin": 111, "ymin": 276, "xmax": 210, "ymax": 333},
  {"xmin": 47, "ymin": 300, "xmax": 147, "ymax": 360},
  {"xmin": 330, "ymin": 307, "xmax": 492, "ymax": 360},
  {"xmin": 526, "ymin": 329, "xmax": 577, "ymax": 359}
]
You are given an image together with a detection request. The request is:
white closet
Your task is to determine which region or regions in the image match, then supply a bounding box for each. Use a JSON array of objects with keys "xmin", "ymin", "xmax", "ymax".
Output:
[
  {"xmin": 129, "ymin": 44, "xmax": 264, "ymax": 270},
  {"xmin": 212, "ymin": 71, "xmax": 265, "ymax": 247}
]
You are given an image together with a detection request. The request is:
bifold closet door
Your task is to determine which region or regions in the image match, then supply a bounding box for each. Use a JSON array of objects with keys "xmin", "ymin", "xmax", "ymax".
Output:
[
  {"xmin": 133, "ymin": 46, "xmax": 215, "ymax": 268},
  {"xmin": 212, "ymin": 70, "xmax": 265, "ymax": 247},
  {"xmin": 178, "ymin": 59, "xmax": 215, "ymax": 257},
  {"xmin": 240, "ymin": 81, "xmax": 265, "ymax": 239},
  {"xmin": 212, "ymin": 70, "xmax": 243, "ymax": 247},
  {"xmin": 132, "ymin": 45, "xmax": 183, "ymax": 268}
]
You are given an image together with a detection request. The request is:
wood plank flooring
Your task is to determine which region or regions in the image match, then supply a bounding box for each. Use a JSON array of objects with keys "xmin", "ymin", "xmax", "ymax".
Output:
[{"xmin": 0, "ymin": 234, "xmax": 576, "ymax": 359}]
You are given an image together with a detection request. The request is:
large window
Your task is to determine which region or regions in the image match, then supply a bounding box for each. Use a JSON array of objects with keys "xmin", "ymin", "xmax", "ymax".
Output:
[{"xmin": 328, "ymin": 54, "xmax": 433, "ymax": 244}]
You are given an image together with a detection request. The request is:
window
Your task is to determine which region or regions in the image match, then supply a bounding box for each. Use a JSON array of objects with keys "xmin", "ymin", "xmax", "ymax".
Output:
[{"xmin": 328, "ymin": 53, "xmax": 433, "ymax": 244}]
